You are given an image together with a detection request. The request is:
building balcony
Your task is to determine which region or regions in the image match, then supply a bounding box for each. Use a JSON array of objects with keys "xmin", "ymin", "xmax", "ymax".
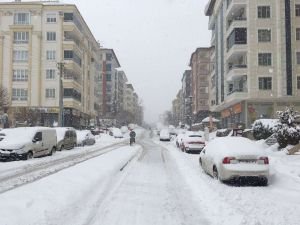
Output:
[
  {"xmin": 226, "ymin": 0, "xmax": 247, "ymax": 16},
  {"xmin": 225, "ymin": 89, "xmax": 248, "ymax": 106},
  {"xmin": 64, "ymin": 68, "xmax": 82, "ymax": 85},
  {"xmin": 226, "ymin": 64, "xmax": 247, "ymax": 81},
  {"xmin": 226, "ymin": 18, "xmax": 247, "ymax": 35}
]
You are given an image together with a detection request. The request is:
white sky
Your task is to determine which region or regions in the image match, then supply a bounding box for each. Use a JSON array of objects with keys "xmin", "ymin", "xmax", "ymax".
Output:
[{"xmin": 2, "ymin": 0, "xmax": 211, "ymax": 123}]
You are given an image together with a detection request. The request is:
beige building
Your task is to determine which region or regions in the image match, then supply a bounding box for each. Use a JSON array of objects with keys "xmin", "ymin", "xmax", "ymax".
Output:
[
  {"xmin": 206, "ymin": 0, "xmax": 300, "ymax": 128},
  {"xmin": 0, "ymin": 1, "xmax": 100, "ymax": 128},
  {"xmin": 189, "ymin": 47, "xmax": 213, "ymax": 122}
]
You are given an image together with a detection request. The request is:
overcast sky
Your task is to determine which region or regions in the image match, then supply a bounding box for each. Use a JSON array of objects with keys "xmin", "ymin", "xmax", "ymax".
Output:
[{"xmin": 3, "ymin": 0, "xmax": 211, "ymax": 123}]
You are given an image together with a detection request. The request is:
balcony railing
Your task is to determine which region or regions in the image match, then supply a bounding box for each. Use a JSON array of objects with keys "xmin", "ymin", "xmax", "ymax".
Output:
[
  {"xmin": 227, "ymin": 17, "xmax": 246, "ymax": 30},
  {"xmin": 227, "ymin": 88, "xmax": 247, "ymax": 96},
  {"xmin": 228, "ymin": 64, "xmax": 247, "ymax": 71}
]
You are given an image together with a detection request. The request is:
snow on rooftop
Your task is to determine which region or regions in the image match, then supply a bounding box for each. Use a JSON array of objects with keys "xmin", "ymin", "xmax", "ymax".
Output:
[{"xmin": 202, "ymin": 117, "xmax": 220, "ymax": 123}]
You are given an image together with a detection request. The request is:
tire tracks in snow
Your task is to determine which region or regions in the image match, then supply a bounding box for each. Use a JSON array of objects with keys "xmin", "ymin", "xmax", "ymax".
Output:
[{"xmin": 0, "ymin": 142, "xmax": 128, "ymax": 194}]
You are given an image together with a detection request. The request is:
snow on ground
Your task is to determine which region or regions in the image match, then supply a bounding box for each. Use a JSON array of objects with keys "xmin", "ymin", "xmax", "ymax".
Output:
[
  {"xmin": 154, "ymin": 135, "xmax": 300, "ymax": 225},
  {"xmin": 0, "ymin": 144, "xmax": 141, "ymax": 225},
  {"xmin": 0, "ymin": 133, "xmax": 127, "ymax": 174}
]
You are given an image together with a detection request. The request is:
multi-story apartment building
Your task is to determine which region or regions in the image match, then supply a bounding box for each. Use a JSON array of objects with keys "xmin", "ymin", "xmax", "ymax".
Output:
[
  {"xmin": 116, "ymin": 70, "xmax": 128, "ymax": 113},
  {"xmin": 181, "ymin": 70, "xmax": 192, "ymax": 124},
  {"xmin": 98, "ymin": 48, "xmax": 121, "ymax": 118},
  {"xmin": 206, "ymin": 0, "xmax": 300, "ymax": 128},
  {"xmin": 0, "ymin": 1, "xmax": 100, "ymax": 128},
  {"xmin": 124, "ymin": 83, "xmax": 134, "ymax": 115},
  {"xmin": 172, "ymin": 89, "xmax": 183, "ymax": 126},
  {"xmin": 189, "ymin": 47, "xmax": 213, "ymax": 123}
]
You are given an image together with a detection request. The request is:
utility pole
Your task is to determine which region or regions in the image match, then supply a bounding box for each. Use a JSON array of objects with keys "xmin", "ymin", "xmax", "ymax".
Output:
[{"xmin": 57, "ymin": 62, "xmax": 65, "ymax": 127}]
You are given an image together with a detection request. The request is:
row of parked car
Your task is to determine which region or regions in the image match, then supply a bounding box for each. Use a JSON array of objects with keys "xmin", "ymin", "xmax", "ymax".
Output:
[
  {"xmin": 0, "ymin": 127, "xmax": 96, "ymax": 161},
  {"xmin": 166, "ymin": 128, "xmax": 269, "ymax": 185}
]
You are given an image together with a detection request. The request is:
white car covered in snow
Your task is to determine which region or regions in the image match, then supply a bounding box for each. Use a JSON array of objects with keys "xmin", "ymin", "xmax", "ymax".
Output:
[
  {"xmin": 0, "ymin": 127, "xmax": 57, "ymax": 160},
  {"xmin": 159, "ymin": 129, "xmax": 171, "ymax": 141},
  {"xmin": 109, "ymin": 128, "xmax": 124, "ymax": 138},
  {"xmin": 199, "ymin": 137, "xmax": 269, "ymax": 185},
  {"xmin": 181, "ymin": 132, "xmax": 205, "ymax": 153},
  {"xmin": 76, "ymin": 130, "xmax": 96, "ymax": 146}
]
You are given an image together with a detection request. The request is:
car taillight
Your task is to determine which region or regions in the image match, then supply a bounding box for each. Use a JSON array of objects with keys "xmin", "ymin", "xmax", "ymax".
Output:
[
  {"xmin": 222, "ymin": 157, "xmax": 236, "ymax": 164},
  {"xmin": 259, "ymin": 157, "xmax": 269, "ymax": 164}
]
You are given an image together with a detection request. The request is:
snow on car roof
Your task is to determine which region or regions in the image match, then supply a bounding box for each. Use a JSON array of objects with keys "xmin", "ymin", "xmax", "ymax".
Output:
[
  {"xmin": 205, "ymin": 137, "xmax": 266, "ymax": 160},
  {"xmin": 0, "ymin": 127, "xmax": 54, "ymax": 148}
]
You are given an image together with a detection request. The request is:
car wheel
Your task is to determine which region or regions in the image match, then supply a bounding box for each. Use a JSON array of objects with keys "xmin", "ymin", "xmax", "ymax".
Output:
[
  {"xmin": 26, "ymin": 151, "xmax": 33, "ymax": 160},
  {"xmin": 213, "ymin": 166, "xmax": 219, "ymax": 180},
  {"xmin": 260, "ymin": 178, "xmax": 268, "ymax": 186}
]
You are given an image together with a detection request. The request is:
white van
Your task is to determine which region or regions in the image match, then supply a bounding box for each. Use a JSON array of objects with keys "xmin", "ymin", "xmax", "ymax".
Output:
[{"xmin": 0, "ymin": 127, "xmax": 57, "ymax": 160}]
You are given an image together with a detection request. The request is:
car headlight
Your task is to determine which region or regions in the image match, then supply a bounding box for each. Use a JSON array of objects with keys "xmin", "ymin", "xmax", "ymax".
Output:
[{"xmin": 12, "ymin": 145, "xmax": 26, "ymax": 153}]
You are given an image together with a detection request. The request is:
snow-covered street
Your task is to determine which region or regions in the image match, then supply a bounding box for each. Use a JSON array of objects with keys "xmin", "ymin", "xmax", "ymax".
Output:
[{"xmin": 0, "ymin": 132, "xmax": 300, "ymax": 225}]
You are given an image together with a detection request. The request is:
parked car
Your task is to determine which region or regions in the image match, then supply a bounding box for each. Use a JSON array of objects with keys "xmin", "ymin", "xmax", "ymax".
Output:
[
  {"xmin": 199, "ymin": 137, "xmax": 269, "ymax": 185},
  {"xmin": 0, "ymin": 127, "xmax": 57, "ymax": 160},
  {"xmin": 55, "ymin": 127, "xmax": 77, "ymax": 151},
  {"xmin": 90, "ymin": 127, "xmax": 101, "ymax": 135},
  {"xmin": 181, "ymin": 132, "xmax": 205, "ymax": 153},
  {"xmin": 109, "ymin": 128, "xmax": 123, "ymax": 138},
  {"xmin": 159, "ymin": 129, "xmax": 171, "ymax": 141},
  {"xmin": 76, "ymin": 130, "xmax": 96, "ymax": 146}
]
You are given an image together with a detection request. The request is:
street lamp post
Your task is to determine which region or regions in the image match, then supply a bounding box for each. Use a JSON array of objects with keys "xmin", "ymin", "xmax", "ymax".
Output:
[{"xmin": 57, "ymin": 62, "xmax": 65, "ymax": 127}]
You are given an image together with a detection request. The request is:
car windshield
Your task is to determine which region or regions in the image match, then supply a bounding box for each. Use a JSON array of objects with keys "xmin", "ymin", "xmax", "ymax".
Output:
[{"xmin": 0, "ymin": 1, "xmax": 299, "ymax": 224}]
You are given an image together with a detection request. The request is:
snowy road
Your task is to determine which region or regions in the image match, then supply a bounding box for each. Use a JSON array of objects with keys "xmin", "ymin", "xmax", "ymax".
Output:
[
  {"xmin": 0, "ymin": 133, "xmax": 300, "ymax": 225},
  {"xmin": 86, "ymin": 139, "xmax": 209, "ymax": 225}
]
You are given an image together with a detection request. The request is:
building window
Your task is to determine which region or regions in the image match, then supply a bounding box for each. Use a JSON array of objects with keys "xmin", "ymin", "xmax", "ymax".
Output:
[
  {"xmin": 46, "ymin": 32, "xmax": 56, "ymax": 41},
  {"xmin": 46, "ymin": 50, "xmax": 56, "ymax": 60},
  {"xmin": 258, "ymin": 6, "xmax": 270, "ymax": 18},
  {"xmin": 258, "ymin": 53, "xmax": 272, "ymax": 66},
  {"xmin": 46, "ymin": 69, "xmax": 56, "ymax": 79},
  {"xmin": 105, "ymin": 63, "xmax": 112, "ymax": 71},
  {"xmin": 46, "ymin": 89, "xmax": 55, "ymax": 98},
  {"xmin": 14, "ymin": 12, "xmax": 30, "ymax": 25},
  {"xmin": 64, "ymin": 13, "xmax": 74, "ymax": 21},
  {"xmin": 106, "ymin": 53, "xmax": 112, "ymax": 61},
  {"xmin": 296, "ymin": 5, "xmax": 300, "ymax": 17},
  {"xmin": 13, "ymin": 31, "xmax": 29, "ymax": 44},
  {"xmin": 259, "ymin": 77, "xmax": 272, "ymax": 90},
  {"xmin": 46, "ymin": 13, "xmax": 57, "ymax": 23},
  {"xmin": 258, "ymin": 29, "xmax": 271, "ymax": 42},
  {"xmin": 64, "ymin": 50, "xmax": 73, "ymax": 59},
  {"xmin": 12, "ymin": 88, "xmax": 28, "ymax": 101},
  {"xmin": 106, "ymin": 74, "xmax": 112, "ymax": 81},
  {"xmin": 13, "ymin": 50, "xmax": 28, "ymax": 62},
  {"xmin": 13, "ymin": 69, "xmax": 28, "ymax": 81},
  {"xmin": 297, "ymin": 52, "xmax": 300, "ymax": 64},
  {"xmin": 296, "ymin": 28, "xmax": 300, "ymax": 41},
  {"xmin": 297, "ymin": 76, "xmax": 300, "ymax": 89}
]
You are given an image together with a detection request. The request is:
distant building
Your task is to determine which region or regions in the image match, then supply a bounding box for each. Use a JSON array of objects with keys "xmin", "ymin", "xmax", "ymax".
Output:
[
  {"xmin": 189, "ymin": 47, "xmax": 213, "ymax": 123},
  {"xmin": 181, "ymin": 70, "xmax": 192, "ymax": 125},
  {"xmin": 98, "ymin": 48, "xmax": 120, "ymax": 118}
]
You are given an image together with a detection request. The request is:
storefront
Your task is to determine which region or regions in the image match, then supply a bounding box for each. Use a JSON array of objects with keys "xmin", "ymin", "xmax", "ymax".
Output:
[{"xmin": 221, "ymin": 102, "xmax": 244, "ymax": 128}]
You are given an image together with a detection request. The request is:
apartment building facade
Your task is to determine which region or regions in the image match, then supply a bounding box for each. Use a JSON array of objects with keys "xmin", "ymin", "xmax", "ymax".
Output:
[
  {"xmin": 98, "ymin": 48, "xmax": 121, "ymax": 118},
  {"xmin": 0, "ymin": 1, "xmax": 100, "ymax": 128},
  {"xmin": 181, "ymin": 70, "xmax": 192, "ymax": 124},
  {"xmin": 206, "ymin": 0, "xmax": 300, "ymax": 128},
  {"xmin": 189, "ymin": 47, "xmax": 213, "ymax": 123}
]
